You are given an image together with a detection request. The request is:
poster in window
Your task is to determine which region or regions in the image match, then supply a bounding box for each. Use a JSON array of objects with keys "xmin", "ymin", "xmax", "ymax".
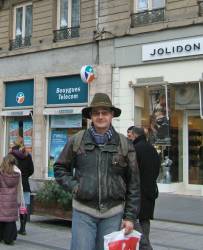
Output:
[
  {"xmin": 48, "ymin": 130, "xmax": 68, "ymax": 177},
  {"xmin": 23, "ymin": 120, "xmax": 33, "ymax": 154},
  {"xmin": 149, "ymin": 88, "xmax": 170, "ymax": 145},
  {"xmin": 9, "ymin": 121, "xmax": 19, "ymax": 150}
]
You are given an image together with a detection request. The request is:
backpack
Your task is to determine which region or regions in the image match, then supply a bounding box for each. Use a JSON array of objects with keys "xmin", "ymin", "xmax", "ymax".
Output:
[{"xmin": 72, "ymin": 130, "xmax": 128, "ymax": 157}]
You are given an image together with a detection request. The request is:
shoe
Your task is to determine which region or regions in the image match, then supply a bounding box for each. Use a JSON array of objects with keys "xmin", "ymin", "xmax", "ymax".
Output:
[
  {"xmin": 4, "ymin": 241, "xmax": 14, "ymax": 245},
  {"xmin": 18, "ymin": 230, "xmax": 27, "ymax": 235}
]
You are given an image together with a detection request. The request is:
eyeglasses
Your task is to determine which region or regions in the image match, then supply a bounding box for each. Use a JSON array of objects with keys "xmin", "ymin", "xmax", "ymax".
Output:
[{"xmin": 91, "ymin": 110, "xmax": 112, "ymax": 117}]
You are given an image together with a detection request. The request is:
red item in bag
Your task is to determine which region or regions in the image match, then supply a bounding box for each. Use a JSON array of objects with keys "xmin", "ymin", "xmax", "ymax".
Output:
[
  {"xmin": 109, "ymin": 237, "xmax": 139, "ymax": 250},
  {"xmin": 104, "ymin": 229, "xmax": 141, "ymax": 250}
]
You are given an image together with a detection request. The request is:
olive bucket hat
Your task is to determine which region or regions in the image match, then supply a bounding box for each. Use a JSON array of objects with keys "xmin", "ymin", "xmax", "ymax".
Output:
[{"xmin": 82, "ymin": 93, "xmax": 121, "ymax": 119}]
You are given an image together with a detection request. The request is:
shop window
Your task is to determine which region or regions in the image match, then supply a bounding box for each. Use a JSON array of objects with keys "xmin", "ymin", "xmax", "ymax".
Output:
[
  {"xmin": 131, "ymin": 0, "xmax": 165, "ymax": 27},
  {"xmin": 54, "ymin": 0, "xmax": 80, "ymax": 42},
  {"xmin": 48, "ymin": 115, "xmax": 86, "ymax": 177},
  {"xmin": 10, "ymin": 3, "xmax": 32, "ymax": 50},
  {"xmin": 134, "ymin": 85, "xmax": 183, "ymax": 183},
  {"xmin": 7, "ymin": 117, "xmax": 33, "ymax": 154},
  {"xmin": 188, "ymin": 116, "xmax": 203, "ymax": 185}
]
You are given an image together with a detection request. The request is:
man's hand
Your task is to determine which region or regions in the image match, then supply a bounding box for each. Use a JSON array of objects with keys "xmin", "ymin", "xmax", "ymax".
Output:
[{"xmin": 121, "ymin": 220, "xmax": 134, "ymax": 235}]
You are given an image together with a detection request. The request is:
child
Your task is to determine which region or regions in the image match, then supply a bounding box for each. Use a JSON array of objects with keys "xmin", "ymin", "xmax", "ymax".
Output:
[
  {"xmin": 0, "ymin": 154, "xmax": 24, "ymax": 245},
  {"xmin": 11, "ymin": 143, "xmax": 34, "ymax": 235}
]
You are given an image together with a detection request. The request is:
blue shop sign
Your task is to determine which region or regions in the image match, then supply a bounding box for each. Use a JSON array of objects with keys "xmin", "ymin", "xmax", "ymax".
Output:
[
  {"xmin": 47, "ymin": 75, "xmax": 88, "ymax": 105},
  {"xmin": 5, "ymin": 80, "xmax": 34, "ymax": 107}
]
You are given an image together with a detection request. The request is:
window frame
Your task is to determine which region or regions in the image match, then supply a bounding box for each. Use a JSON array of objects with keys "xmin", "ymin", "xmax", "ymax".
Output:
[{"xmin": 13, "ymin": 2, "xmax": 32, "ymax": 39}]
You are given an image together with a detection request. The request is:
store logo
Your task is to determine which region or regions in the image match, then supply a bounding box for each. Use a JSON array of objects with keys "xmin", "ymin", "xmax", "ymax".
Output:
[{"xmin": 16, "ymin": 92, "xmax": 25, "ymax": 104}]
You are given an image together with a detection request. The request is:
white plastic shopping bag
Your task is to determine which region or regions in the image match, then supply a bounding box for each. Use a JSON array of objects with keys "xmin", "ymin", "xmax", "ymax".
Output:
[{"xmin": 104, "ymin": 229, "xmax": 141, "ymax": 250}]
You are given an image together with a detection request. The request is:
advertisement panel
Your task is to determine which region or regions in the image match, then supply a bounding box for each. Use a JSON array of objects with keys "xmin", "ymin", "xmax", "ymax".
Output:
[
  {"xmin": 48, "ymin": 130, "xmax": 68, "ymax": 177},
  {"xmin": 23, "ymin": 120, "xmax": 33, "ymax": 154}
]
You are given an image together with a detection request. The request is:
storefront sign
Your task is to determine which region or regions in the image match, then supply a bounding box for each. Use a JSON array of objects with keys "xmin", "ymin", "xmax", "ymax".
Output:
[
  {"xmin": 142, "ymin": 36, "xmax": 203, "ymax": 61},
  {"xmin": 5, "ymin": 80, "xmax": 34, "ymax": 107},
  {"xmin": 47, "ymin": 75, "xmax": 88, "ymax": 105}
]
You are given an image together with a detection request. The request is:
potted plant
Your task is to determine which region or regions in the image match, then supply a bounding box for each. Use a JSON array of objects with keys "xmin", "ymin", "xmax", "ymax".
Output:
[{"xmin": 33, "ymin": 180, "xmax": 72, "ymax": 220}]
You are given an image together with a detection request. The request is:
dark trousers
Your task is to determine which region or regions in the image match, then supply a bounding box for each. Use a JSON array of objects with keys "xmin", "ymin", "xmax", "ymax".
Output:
[
  {"xmin": 0, "ymin": 221, "xmax": 17, "ymax": 243},
  {"xmin": 139, "ymin": 220, "xmax": 153, "ymax": 250}
]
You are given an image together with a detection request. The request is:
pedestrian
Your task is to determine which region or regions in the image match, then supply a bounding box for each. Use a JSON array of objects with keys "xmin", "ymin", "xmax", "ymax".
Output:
[
  {"xmin": 54, "ymin": 93, "xmax": 140, "ymax": 250},
  {"xmin": 11, "ymin": 141, "xmax": 34, "ymax": 235},
  {"xmin": 127, "ymin": 126, "xmax": 160, "ymax": 249},
  {"xmin": 0, "ymin": 154, "xmax": 24, "ymax": 245}
]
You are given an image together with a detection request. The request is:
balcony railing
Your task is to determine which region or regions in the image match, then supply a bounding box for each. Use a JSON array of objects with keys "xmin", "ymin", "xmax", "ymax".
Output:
[
  {"xmin": 53, "ymin": 26, "xmax": 80, "ymax": 42},
  {"xmin": 9, "ymin": 36, "xmax": 32, "ymax": 50},
  {"xmin": 131, "ymin": 8, "xmax": 165, "ymax": 27}
]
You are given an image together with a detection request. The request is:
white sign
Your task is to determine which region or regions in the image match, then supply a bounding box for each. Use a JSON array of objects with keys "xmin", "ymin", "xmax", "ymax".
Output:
[
  {"xmin": 43, "ymin": 107, "xmax": 83, "ymax": 115},
  {"xmin": 142, "ymin": 36, "xmax": 203, "ymax": 61},
  {"xmin": 1, "ymin": 109, "xmax": 32, "ymax": 116}
]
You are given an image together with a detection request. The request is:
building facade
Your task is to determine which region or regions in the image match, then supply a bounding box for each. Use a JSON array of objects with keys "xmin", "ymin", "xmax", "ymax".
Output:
[{"xmin": 0, "ymin": 0, "xmax": 203, "ymax": 195}]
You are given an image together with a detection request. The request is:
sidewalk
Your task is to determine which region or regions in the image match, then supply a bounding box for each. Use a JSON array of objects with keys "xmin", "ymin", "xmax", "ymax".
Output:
[
  {"xmin": 1, "ymin": 215, "xmax": 203, "ymax": 250},
  {"xmin": 154, "ymin": 193, "xmax": 203, "ymax": 225}
]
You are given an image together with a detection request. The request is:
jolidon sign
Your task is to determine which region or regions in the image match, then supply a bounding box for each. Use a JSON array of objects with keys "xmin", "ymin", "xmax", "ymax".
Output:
[{"xmin": 142, "ymin": 36, "xmax": 203, "ymax": 61}]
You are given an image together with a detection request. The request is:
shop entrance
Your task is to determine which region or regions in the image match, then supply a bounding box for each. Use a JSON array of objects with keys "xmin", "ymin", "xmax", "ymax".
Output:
[{"xmin": 187, "ymin": 113, "xmax": 203, "ymax": 185}]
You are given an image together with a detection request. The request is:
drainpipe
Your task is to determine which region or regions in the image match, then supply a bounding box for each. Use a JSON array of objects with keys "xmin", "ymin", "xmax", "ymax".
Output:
[{"xmin": 94, "ymin": 0, "xmax": 99, "ymax": 64}]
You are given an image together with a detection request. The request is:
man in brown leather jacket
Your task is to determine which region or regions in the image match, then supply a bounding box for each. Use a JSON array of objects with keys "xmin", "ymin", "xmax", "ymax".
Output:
[{"xmin": 54, "ymin": 93, "xmax": 140, "ymax": 250}]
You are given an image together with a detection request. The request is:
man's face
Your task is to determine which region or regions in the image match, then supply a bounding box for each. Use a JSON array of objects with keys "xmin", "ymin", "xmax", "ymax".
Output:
[
  {"xmin": 91, "ymin": 107, "xmax": 113, "ymax": 131},
  {"xmin": 127, "ymin": 130, "xmax": 136, "ymax": 141}
]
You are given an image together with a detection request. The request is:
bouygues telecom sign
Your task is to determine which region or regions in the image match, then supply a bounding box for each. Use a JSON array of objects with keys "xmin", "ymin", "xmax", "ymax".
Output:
[
  {"xmin": 142, "ymin": 36, "xmax": 203, "ymax": 61},
  {"xmin": 47, "ymin": 75, "xmax": 88, "ymax": 105}
]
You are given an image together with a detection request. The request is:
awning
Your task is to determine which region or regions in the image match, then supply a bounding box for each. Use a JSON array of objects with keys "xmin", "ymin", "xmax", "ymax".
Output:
[
  {"xmin": 1, "ymin": 109, "xmax": 32, "ymax": 117},
  {"xmin": 43, "ymin": 106, "xmax": 84, "ymax": 115}
]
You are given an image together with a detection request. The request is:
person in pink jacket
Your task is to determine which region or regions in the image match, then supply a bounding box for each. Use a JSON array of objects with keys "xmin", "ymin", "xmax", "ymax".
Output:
[{"xmin": 0, "ymin": 154, "xmax": 24, "ymax": 245}]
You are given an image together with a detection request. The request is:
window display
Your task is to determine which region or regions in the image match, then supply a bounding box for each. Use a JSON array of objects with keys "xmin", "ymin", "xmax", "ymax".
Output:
[
  {"xmin": 7, "ymin": 117, "xmax": 33, "ymax": 153},
  {"xmin": 134, "ymin": 85, "xmax": 183, "ymax": 183}
]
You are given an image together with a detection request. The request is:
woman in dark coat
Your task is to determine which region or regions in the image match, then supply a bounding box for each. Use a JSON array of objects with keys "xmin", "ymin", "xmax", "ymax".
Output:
[
  {"xmin": 11, "ymin": 144, "xmax": 34, "ymax": 235},
  {"xmin": 127, "ymin": 126, "xmax": 160, "ymax": 250}
]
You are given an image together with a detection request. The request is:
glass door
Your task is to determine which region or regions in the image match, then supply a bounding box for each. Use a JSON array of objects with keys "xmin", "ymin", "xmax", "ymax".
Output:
[{"xmin": 188, "ymin": 115, "xmax": 203, "ymax": 185}]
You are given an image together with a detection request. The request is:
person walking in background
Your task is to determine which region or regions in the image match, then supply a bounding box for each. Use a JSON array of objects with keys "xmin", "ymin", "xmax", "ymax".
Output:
[
  {"xmin": 127, "ymin": 126, "xmax": 160, "ymax": 250},
  {"xmin": 11, "ymin": 142, "xmax": 34, "ymax": 235},
  {"xmin": 0, "ymin": 154, "xmax": 24, "ymax": 245},
  {"xmin": 54, "ymin": 93, "xmax": 140, "ymax": 250}
]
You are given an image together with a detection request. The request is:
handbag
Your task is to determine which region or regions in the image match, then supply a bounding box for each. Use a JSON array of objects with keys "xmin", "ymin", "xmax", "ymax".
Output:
[
  {"xmin": 19, "ymin": 205, "xmax": 28, "ymax": 215},
  {"xmin": 104, "ymin": 229, "xmax": 141, "ymax": 250}
]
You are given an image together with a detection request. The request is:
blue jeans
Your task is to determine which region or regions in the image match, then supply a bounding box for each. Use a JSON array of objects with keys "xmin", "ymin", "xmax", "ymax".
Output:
[{"xmin": 71, "ymin": 209, "xmax": 123, "ymax": 250}]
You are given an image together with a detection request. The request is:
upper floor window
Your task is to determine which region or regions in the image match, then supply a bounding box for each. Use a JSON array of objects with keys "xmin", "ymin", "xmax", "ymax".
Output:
[
  {"xmin": 54, "ymin": 0, "xmax": 80, "ymax": 42},
  {"xmin": 131, "ymin": 0, "xmax": 165, "ymax": 27},
  {"xmin": 136, "ymin": 0, "xmax": 165, "ymax": 12},
  {"xmin": 10, "ymin": 3, "xmax": 32, "ymax": 50}
]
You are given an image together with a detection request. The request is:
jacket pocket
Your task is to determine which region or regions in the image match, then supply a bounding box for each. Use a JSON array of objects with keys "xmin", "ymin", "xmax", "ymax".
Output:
[
  {"xmin": 74, "ymin": 175, "xmax": 97, "ymax": 201},
  {"xmin": 108, "ymin": 175, "xmax": 126, "ymax": 200},
  {"xmin": 111, "ymin": 153, "xmax": 127, "ymax": 175}
]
